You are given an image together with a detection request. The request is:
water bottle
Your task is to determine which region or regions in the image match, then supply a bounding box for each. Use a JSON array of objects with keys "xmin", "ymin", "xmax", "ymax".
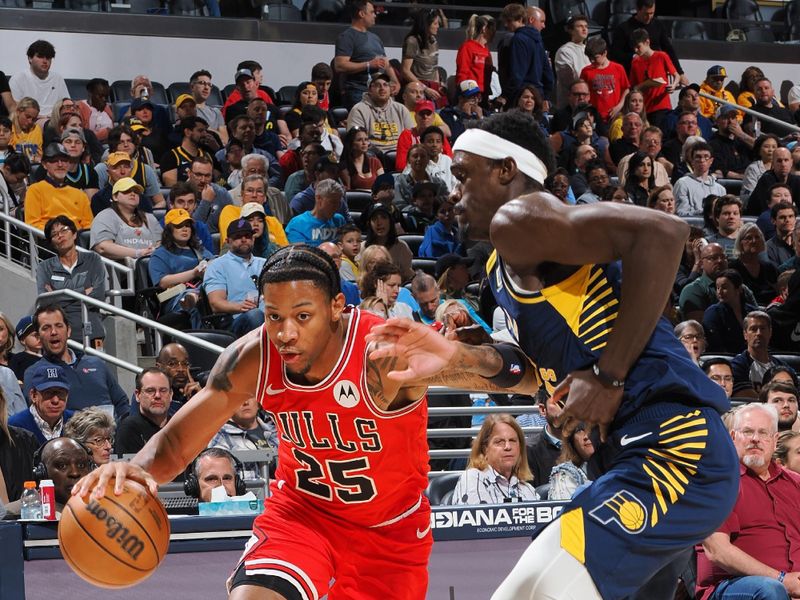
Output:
[{"xmin": 20, "ymin": 481, "xmax": 43, "ymax": 520}]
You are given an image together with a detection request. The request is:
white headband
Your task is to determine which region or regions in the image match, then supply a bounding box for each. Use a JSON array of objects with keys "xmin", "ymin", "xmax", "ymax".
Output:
[{"xmin": 452, "ymin": 128, "xmax": 549, "ymax": 184}]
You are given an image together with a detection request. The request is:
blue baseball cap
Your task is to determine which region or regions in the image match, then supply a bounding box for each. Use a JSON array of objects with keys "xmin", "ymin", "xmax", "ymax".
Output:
[
  {"xmin": 30, "ymin": 364, "xmax": 70, "ymax": 392},
  {"xmin": 15, "ymin": 316, "xmax": 35, "ymax": 341}
]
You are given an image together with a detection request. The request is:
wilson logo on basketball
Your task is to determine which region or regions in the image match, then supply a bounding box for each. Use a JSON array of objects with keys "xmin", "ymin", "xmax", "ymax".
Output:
[
  {"xmin": 85, "ymin": 500, "xmax": 146, "ymax": 560},
  {"xmin": 333, "ymin": 380, "xmax": 360, "ymax": 408}
]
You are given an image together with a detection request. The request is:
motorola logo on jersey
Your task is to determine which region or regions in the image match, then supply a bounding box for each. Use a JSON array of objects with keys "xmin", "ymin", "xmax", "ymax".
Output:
[
  {"xmin": 589, "ymin": 490, "xmax": 648, "ymax": 534},
  {"xmin": 334, "ymin": 380, "xmax": 360, "ymax": 408}
]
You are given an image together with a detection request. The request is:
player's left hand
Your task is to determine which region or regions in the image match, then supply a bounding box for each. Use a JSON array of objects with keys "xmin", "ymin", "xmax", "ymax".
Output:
[
  {"xmin": 366, "ymin": 318, "xmax": 458, "ymax": 382},
  {"xmin": 551, "ymin": 369, "xmax": 624, "ymax": 443}
]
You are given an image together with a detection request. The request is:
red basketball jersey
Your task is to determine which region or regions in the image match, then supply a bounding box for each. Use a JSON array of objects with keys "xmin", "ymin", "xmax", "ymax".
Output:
[{"xmin": 255, "ymin": 307, "xmax": 429, "ymax": 528}]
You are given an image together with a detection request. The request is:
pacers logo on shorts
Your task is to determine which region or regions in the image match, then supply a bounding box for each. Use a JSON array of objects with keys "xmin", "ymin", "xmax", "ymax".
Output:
[
  {"xmin": 589, "ymin": 490, "xmax": 648, "ymax": 534},
  {"xmin": 333, "ymin": 380, "xmax": 360, "ymax": 408}
]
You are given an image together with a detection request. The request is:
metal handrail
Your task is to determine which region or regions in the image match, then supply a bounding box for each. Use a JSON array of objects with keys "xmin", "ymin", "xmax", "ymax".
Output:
[
  {"xmin": 698, "ymin": 90, "xmax": 800, "ymax": 134},
  {"xmin": 0, "ymin": 210, "xmax": 135, "ymax": 303},
  {"xmin": 37, "ymin": 288, "xmax": 227, "ymax": 354}
]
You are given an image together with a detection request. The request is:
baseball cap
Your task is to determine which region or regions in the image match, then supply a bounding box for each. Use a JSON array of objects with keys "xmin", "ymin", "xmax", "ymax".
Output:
[
  {"xmin": 174, "ymin": 93, "xmax": 196, "ymax": 108},
  {"xmin": 371, "ymin": 173, "xmax": 395, "ymax": 194},
  {"xmin": 42, "ymin": 143, "xmax": 70, "ymax": 160},
  {"xmin": 106, "ymin": 151, "xmax": 132, "ymax": 166},
  {"xmin": 679, "ymin": 84, "xmax": 701, "ymax": 100},
  {"xmin": 715, "ymin": 104, "xmax": 739, "ymax": 119},
  {"xmin": 459, "ymin": 80, "xmax": 481, "ymax": 98},
  {"xmin": 706, "ymin": 65, "xmax": 727, "ymax": 78},
  {"xmin": 112, "ymin": 177, "xmax": 144, "ymax": 195},
  {"xmin": 435, "ymin": 253, "xmax": 474, "ymax": 279},
  {"xmin": 165, "ymin": 208, "xmax": 193, "ymax": 226},
  {"xmin": 30, "ymin": 363, "xmax": 70, "ymax": 392},
  {"xmin": 60, "ymin": 127, "xmax": 86, "ymax": 143},
  {"xmin": 240, "ymin": 202, "xmax": 266, "ymax": 219},
  {"xmin": 235, "ymin": 68, "xmax": 254, "ymax": 82},
  {"xmin": 15, "ymin": 316, "xmax": 35, "ymax": 341},
  {"xmin": 126, "ymin": 117, "xmax": 147, "ymax": 132},
  {"xmin": 366, "ymin": 204, "xmax": 392, "ymax": 221},
  {"xmin": 369, "ymin": 70, "xmax": 391, "ymax": 85},
  {"xmin": 130, "ymin": 98, "xmax": 155, "ymax": 113},
  {"xmin": 414, "ymin": 99, "xmax": 436, "ymax": 114},
  {"xmin": 227, "ymin": 218, "xmax": 254, "ymax": 239}
]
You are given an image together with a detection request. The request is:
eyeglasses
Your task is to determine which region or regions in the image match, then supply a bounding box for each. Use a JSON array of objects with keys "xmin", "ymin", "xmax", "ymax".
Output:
[
  {"xmin": 679, "ymin": 333, "xmax": 704, "ymax": 342},
  {"xmin": 50, "ymin": 227, "xmax": 72, "ymax": 238},
  {"xmin": 140, "ymin": 386, "xmax": 171, "ymax": 396},
  {"xmin": 693, "ymin": 154, "xmax": 713, "ymax": 162},
  {"xmin": 736, "ymin": 428, "xmax": 774, "ymax": 440},
  {"xmin": 162, "ymin": 359, "xmax": 190, "ymax": 368},
  {"xmin": 86, "ymin": 435, "xmax": 114, "ymax": 446}
]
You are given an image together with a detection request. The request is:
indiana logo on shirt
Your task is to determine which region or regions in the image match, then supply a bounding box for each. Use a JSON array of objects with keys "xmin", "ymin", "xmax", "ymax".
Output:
[{"xmin": 333, "ymin": 380, "xmax": 360, "ymax": 408}]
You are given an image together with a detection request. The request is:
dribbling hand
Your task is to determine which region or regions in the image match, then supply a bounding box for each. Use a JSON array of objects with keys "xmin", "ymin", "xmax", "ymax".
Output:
[
  {"xmin": 551, "ymin": 369, "xmax": 624, "ymax": 443},
  {"xmin": 72, "ymin": 462, "xmax": 159, "ymax": 501}
]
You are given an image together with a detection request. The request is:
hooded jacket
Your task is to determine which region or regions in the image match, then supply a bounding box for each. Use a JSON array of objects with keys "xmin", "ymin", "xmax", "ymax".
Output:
[{"xmin": 507, "ymin": 26, "xmax": 554, "ymax": 102}]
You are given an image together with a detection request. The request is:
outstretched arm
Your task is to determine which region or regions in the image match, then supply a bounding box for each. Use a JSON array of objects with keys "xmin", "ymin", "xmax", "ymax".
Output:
[
  {"xmin": 73, "ymin": 330, "xmax": 262, "ymax": 499},
  {"xmin": 366, "ymin": 319, "xmax": 540, "ymax": 403}
]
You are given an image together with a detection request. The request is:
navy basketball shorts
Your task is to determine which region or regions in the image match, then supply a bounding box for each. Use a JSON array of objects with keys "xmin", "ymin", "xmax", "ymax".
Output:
[{"xmin": 553, "ymin": 401, "xmax": 739, "ymax": 599}]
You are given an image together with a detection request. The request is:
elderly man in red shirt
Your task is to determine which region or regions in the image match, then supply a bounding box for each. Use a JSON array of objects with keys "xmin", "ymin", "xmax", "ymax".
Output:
[{"xmin": 696, "ymin": 402, "xmax": 800, "ymax": 600}]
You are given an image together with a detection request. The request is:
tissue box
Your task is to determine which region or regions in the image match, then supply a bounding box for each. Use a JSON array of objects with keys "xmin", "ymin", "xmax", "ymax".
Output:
[{"xmin": 198, "ymin": 499, "xmax": 261, "ymax": 516}]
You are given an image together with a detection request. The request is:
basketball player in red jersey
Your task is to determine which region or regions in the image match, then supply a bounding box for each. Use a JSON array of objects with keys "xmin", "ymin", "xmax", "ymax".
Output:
[{"xmin": 74, "ymin": 245, "xmax": 539, "ymax": 600}]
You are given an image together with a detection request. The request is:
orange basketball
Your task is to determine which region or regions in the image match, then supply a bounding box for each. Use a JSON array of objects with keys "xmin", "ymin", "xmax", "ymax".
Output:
[{"xmin": 58, "ymin": 478, "xmax": 170, "ymax": 588}]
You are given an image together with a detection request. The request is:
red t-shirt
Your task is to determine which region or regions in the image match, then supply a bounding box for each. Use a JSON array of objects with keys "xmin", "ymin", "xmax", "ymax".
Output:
[
  {"xmin": 456, "ymin": 40, "xmax": 492, "ymax": 93},
  {"xmin": 695, "ymin": 462, "xmax": 800, "ymax": 600},
  {"xmin": 580, "ymin": 61, "xmax": 630, "ymax": 122},
  {"xmin": 395, "ymin": 128, "xmax": 453, "ymax": 171},
  {"xmin": 629, "ymin": 50, "xmax": 676, "ymax": 114}
]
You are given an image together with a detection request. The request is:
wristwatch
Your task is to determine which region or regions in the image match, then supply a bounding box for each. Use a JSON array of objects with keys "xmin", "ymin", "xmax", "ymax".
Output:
[{"xmin": 591, "ymin": 363, "xmax": 625, "ymax": 388}]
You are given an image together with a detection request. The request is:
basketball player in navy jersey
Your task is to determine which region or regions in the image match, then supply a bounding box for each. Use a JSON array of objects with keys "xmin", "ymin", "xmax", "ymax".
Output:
[
  {"xmin": 73, "ymin": 244, "xmax": 538, "ymax": 600},
  {"xmin": 367, "ymin": 111, "xmax": 740, "ymax": 600}
]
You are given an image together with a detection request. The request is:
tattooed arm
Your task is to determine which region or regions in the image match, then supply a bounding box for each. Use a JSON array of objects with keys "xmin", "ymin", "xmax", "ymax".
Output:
[
  {"xmin": 365, "ymin": 320, "xmax": 540, "ymax": 411},
  {"xmin": 127, "ymin": 330, "xmax": 262, "ymax": 483},
  {"xmin": 73, "ymin": 330, "xmax": 263, "ymax": 498}
]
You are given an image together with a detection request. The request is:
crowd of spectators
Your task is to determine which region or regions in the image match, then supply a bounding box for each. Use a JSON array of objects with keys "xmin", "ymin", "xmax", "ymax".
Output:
[{"xmin": 0, "ymin": 0, "xmax": 800, "ymax": 561}]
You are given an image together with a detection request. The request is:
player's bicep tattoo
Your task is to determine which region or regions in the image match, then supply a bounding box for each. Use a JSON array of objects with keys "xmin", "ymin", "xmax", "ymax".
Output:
[{"xmin": 208, "ymin": 344, "xmax": 242, "ymax": 391}]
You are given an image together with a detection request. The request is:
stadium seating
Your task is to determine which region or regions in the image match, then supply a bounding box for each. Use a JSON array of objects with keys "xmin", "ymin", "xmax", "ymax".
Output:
[{"xmin": 425, "ymin": 471, "xmax": 462, "ymax": 505}]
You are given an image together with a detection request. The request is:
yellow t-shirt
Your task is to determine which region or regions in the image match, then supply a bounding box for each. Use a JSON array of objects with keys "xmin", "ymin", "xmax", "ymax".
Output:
[
  {"xmin": 218, "ymin": 205, "xmax": 288, "ymax": 249},
  {"xmin": 10, "ymin": 123, "xmax": 43, "ymax": 163},
  {"xmin": 25, "ymin": 180, "xmax": 93, "ymax": 231}
]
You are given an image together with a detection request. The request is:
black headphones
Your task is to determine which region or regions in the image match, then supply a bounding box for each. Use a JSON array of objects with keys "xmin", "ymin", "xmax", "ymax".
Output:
[
  {"xmin": 33, "ymin": 438, "xmax": 96, "ymax": 484},
  {"xmin": 183, "ymin": 448, "xmax": 246, "ymax": 499}
]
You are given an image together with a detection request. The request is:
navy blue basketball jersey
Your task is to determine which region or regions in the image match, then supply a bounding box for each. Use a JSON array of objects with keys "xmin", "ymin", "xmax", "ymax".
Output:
[{"xmin": 486, "ymin": 251, "xmax": 729, "ymax": 423}]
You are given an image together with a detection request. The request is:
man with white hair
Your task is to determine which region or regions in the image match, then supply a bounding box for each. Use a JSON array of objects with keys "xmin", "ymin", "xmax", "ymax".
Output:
[
  {"xmin": 230, "ymin": 153, "xmax": 290, "ymax": 224},
  {"xmin": 696, "ymin": 402, "xmax": 800, "ymax": 600}
]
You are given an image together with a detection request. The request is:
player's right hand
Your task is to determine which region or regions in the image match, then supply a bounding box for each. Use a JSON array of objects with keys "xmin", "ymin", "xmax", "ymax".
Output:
[{"xmin": 72, "ymin": 462, "xmax": 159, "ymax": 501}]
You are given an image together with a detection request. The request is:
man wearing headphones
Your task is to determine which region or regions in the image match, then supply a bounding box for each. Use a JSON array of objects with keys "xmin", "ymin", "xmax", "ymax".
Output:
[
  {"xmin": 5, "ymin": 437, "xmax": 93, "ymax": 519},
  {"xmin": 185, "ymin": 447, "xmax": 246, "ymax": 502}
]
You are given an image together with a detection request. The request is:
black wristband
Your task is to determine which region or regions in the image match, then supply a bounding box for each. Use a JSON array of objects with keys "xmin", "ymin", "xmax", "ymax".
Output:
[
  {"xmin": 484, "ymin": 343, "xmax": 528, "ymax": 388},
  {"xmin": 591, "ymin": 363, "xmax": 625, "ymax": 388}
]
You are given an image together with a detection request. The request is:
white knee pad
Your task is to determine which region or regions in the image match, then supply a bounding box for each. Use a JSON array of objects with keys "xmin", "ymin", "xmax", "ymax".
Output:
[{"xmin": 491, "ymin": 520, "xmax": 603, "ymax": 600}]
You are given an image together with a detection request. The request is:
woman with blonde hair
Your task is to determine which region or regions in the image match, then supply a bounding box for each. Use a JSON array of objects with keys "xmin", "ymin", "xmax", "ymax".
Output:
[
  {"xmin": 456, "ymin": 14, "xmax": 496, "ymax": 98},
  {"xmin": 608, "ymin": 90, "xmax": 648, "ymax": 142},
  {"xmin": 0, "ymin": 313, "xmax": 26, "ymax": 417},
  {"xmin": 730, "ymin": 222, "xmax": 778, "ymax": 305},
  {"xmin": 9, "ymin": 97, "xmax": 42, "ymax": 163},
  {"xmin": 64, "ymin": 406, "xmax": 116, "ymax": 465},
  {"xmin": 450, "ymin": 413, "xmax": 539, "ymax": 505}
]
